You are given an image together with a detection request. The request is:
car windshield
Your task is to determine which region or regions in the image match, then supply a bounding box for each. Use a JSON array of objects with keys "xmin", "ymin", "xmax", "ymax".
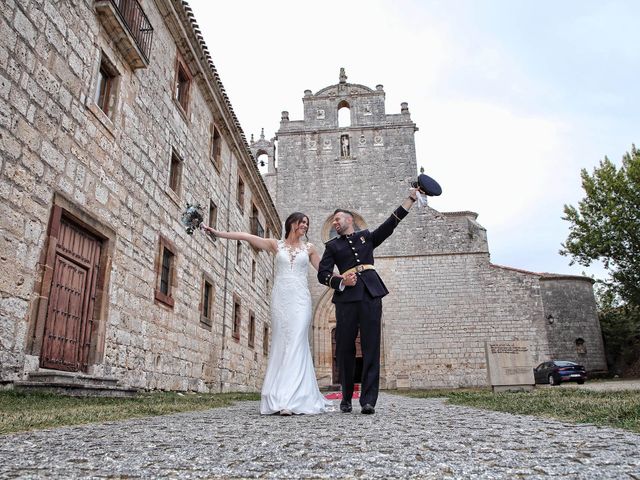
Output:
[{"xmin": 554, "ymin": 361, "xmax": 577, "ymax": 367}]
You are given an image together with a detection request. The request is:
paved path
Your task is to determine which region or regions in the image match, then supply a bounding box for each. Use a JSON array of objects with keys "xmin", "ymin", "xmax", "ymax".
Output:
[{"xmin": 1, "ymin": 393, "xmax": 639, "ymax": 479}]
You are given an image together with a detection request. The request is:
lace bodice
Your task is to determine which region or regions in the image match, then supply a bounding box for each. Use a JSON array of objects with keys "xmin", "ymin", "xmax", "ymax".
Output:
[{"xmin": 274, "ymin": 240, "xmax": 311, "ymax": 285}]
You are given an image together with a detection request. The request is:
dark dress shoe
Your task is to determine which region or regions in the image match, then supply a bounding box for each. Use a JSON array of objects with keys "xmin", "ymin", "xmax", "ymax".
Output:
[
  {"xmin": 361, "ymin": 404, "xmax": 375, "ymax": 415},
  {"xmin": 340, "ymin": 404, "xmax": 352, "ymax": 413}
]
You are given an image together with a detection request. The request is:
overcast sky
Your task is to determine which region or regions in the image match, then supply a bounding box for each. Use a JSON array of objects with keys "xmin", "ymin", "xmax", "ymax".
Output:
[{"xmin": 188, "ymin": 0, "xmax": 639, "ymax": 280}]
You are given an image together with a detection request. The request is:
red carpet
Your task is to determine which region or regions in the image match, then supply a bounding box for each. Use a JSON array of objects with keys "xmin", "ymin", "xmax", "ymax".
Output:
[
  {"xmin": 324, "ymin": 384, "xmax": 360, "ymax": 400},
  {"xmin": 324, "ymin": 391, "xmax": 360, "ymax": 400}
]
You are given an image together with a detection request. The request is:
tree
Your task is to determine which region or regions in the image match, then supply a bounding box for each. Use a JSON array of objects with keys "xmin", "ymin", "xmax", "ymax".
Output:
[{"xmin": 561, "ymin": 145, "xmax": 640, "ymax": 307}]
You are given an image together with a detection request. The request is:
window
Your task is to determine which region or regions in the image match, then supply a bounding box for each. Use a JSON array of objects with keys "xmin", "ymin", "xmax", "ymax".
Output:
[
  {"xmin": 208, "ymin": 200, "xmax": 217, "ymax": 229},
  {"xmin": 263, "ymin": 325, "xmax": 269, "ymax": 356},
  {"xmin": 155, "ymin": 237, "xmax": 177, "ymax": 308},
  {"xmin": 338, "ymin": 100, "xmax": 351, "ymax": 127},
  {"xmin": 95, "ymin": 58, "xmax": 116, "ymax": 115},
  {"xmin": 211, "ymin": 124, "xmax": 222, "ymax": 171},
  {"xmin": 250, "ymin": 204, "xmax": 264, "ymax": 238},
  {"xmin": 248, "ymin": 311, "xmax": 255, "ymax": 348},
  {"xmin": 236, "ymin": 241, "xmax": 242, "ymax": 268},
  {"xmin": 251, "ymin": 259, "xmax": 256, "ymax": 283},
  {"xmin": 575, "ymin": 338, "xmax": 587, "ymax": 354},
  {"xmin": 174, "ymin": 55, "xmax": 191, "ymax": 113},
  {"xmin": 169, "ymin": 150, "xmax": 183, "ymax": 194},
  {"xmin": 232, "ymin": 297, "xmax": 241, "ymax": 341},
  {"xmin": 237, "ymin": 174, "xmax": 245, "ymax": 210},
  {"xmin": 201, "ymin": 277, "xmax": 214, "ymax": 327}
]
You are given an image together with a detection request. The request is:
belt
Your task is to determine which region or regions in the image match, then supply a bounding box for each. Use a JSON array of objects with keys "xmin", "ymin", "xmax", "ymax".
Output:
[{"xmin": 341, "ymin": 264, "xmax": 375, "ymax": 276}]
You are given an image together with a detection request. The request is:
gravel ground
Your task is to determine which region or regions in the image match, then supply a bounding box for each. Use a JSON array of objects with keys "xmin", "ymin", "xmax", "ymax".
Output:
[{"xmin": 1, "ymin": 392, "xmax": 639, "ymax": 479}]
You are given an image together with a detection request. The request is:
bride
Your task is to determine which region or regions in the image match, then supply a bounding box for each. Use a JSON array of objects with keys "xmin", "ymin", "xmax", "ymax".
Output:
[{"xmin": 201, "ymin": 212, "xmax": 349, "ymax": 415}]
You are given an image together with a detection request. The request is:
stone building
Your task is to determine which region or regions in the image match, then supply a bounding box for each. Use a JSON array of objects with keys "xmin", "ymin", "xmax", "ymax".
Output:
[
  {"xmin": 251, "ymin": 69, "xmax": 607, "ymax": 388},
  {"xmin": 0, "ymin": 0, "xmax": 280, "ymax": 393}
]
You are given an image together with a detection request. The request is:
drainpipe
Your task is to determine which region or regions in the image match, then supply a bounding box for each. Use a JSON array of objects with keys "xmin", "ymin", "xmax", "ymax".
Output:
[{"xmin": 218, "ymin": 149, "xmax": 234, "ymax": 393}]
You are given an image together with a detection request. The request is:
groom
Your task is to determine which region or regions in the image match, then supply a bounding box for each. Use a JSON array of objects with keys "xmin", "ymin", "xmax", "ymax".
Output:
[{"xmin": 318, "ymin": 189, "xmax": 418, "ymax": 414}]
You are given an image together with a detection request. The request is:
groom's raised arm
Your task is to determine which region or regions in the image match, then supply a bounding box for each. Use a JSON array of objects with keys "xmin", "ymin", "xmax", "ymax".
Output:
[
  {"xmin": 317, "ymin": 243, "xmax": 342, "ymax": 290},
  {"xmin": 371, "ymin": 192, "xmax": 418, "ymax": 248}
]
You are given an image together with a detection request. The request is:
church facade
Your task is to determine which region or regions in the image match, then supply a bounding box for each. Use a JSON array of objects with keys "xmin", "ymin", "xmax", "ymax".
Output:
[{"xmin": 252, "ymin": 69, "xmax": 607, "ymax": 389}]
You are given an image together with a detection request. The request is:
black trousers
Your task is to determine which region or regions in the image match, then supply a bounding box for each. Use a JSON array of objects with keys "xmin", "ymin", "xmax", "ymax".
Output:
[{"xmin": 335, "ymin": 292, "xmax": 382, "ymax": 407}]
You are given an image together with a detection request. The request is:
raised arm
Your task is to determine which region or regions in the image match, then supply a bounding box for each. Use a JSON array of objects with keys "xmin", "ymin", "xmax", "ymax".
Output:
[
  {"xmin": 201, "ymin": 224, "xmax": 277, "ymax": 254},
  {"xmin": 371, "ymin": 188, "xmax": 418, "ymax": 248}
]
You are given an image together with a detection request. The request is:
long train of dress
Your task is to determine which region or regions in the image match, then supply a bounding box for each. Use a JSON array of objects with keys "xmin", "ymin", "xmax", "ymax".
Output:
[{"xmin": 260, "ymin": 241, "xmax": 332, "ymax": 415}]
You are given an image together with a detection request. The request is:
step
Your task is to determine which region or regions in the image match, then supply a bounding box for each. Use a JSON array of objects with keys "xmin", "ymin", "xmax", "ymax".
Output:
[
  {"xmin": 14, "ymin": 381, "xmax": 138, "ymax": 398},
  {"xmin": 26, "ymin": 370, "xmax": 119, "ymax": 387}
]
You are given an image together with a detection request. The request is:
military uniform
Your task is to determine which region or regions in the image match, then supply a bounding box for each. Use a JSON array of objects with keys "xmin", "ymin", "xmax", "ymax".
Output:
[{"xmin": 317, "ymin": 205, "xmax": 410, "ymax": 409}]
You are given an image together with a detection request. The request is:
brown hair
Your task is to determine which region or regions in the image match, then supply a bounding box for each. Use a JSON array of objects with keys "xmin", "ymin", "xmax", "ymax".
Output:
[{"xmin": 284, "ymin": 212, "xmax": 309, "ymax": 240}]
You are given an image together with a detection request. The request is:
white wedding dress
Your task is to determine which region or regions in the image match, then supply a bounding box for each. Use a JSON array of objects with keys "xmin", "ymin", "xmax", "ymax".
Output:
[{"xmin": 260, "ymin": 240, "xmax": 332, "ymax": 415}]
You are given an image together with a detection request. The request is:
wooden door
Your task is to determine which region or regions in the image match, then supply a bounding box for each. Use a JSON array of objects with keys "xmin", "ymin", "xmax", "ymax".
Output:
[{"xmin": 41, "ymin": 217, "xmax": 102, "ymax": 371}]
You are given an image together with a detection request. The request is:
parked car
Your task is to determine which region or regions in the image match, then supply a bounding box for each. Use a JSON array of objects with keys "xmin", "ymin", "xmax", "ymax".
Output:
[{"xmin": 533, "ymin": 360, "xmax": 587, "ymax": 386}]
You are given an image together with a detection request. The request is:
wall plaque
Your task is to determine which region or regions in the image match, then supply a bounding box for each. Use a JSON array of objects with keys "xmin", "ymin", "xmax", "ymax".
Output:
[{"xmin": 485, "ymin": 340, "xmax": 535, "ymax": 392}]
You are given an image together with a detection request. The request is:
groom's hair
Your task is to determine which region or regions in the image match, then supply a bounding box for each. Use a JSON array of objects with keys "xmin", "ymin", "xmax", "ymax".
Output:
[{"xmin": 333, "ymin": 208, "xmax": 354, "ymax": 218}]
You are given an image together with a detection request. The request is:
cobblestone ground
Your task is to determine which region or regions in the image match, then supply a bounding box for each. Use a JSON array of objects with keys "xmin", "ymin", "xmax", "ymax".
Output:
[{"xmin": 1, "ymin": 393, "xmax": 639, "ymax": 479}]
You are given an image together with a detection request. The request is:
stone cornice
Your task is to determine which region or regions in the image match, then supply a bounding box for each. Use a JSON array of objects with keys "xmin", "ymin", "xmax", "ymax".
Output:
[{"xmin": 276, "ymin": 123, "xmax": 417, "ymax": 137}]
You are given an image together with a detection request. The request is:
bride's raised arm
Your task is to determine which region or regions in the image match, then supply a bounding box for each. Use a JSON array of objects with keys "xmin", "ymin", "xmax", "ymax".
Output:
[{"xmin": 201, "ymin": 224, "xmax": 278, "ymax": 254}]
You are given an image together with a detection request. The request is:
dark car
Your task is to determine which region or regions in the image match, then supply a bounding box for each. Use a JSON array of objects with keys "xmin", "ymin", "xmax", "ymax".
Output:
[{"xmin": 533, "ymin": 360, "xmax": 587, "ymax": 386}]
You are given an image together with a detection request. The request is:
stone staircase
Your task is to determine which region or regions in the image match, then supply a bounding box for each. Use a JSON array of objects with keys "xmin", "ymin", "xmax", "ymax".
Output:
[{"xmin": 15, "ymin": 370, "xmax": 138, "ymax": 397}]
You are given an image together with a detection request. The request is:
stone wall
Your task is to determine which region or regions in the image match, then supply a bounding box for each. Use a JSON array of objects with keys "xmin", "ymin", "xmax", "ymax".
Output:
[
  {"xmin": 0, "ymin": 0, "xmax": 279, "ymax": 392},
  {"xmin": 274, "ymin": 70, "xmax": 606, "ymax": 388},
  {"xmin": 540, "ymin": 276, "xmax": 607, "ymax": 372}
]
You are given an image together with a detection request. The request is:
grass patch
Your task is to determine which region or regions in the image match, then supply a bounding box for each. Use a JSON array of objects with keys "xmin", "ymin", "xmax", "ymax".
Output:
[
  {"xmin": 393, "ymin": 387, "xmax": 640, "ymax": 433},
  {"xmin": 0, "ymin": 390, "xmax": 259, "ymax": 435}
]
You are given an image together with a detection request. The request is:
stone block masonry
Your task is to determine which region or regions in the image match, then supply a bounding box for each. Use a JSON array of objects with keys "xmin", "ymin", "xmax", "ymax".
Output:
[{"xmin": 0, "ymin": 0, "xmax": 279, "ymax": 392}]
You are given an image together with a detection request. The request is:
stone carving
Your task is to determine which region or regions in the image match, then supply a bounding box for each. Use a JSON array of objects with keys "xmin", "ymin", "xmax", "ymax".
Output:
[
  {"xmin": 363, "ymin": 104, "xmax": 372, "ymax": 116},
  {"xmin": 373, "ymin": 135, "xmax": 384, "ymax": 146},
  {"xmin": 339, "ymin": 67, "xmax": 347, "ymax": 84},
  {"xmin": 316, "ymin": 109, "xmax": 325, "ymax": 120},
  {"xmin": 323, "ymin": 138, "xmax": 332, "ymax": 149},
  {"xmin": 359, "ymin": 134, "xmax": 366, "ymax": 146},
  {"xmin": 340, "ymin": 135, "xmax": 350, "ymax": 157}
]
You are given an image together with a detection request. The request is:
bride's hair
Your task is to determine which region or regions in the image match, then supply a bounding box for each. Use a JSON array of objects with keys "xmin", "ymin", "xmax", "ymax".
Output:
[{"xmin": 284, "ymin": 212, "xmax": 309, "ymax": 241}]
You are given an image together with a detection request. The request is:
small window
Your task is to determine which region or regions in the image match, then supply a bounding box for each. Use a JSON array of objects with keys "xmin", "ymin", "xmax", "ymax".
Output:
[
  {"xmin": 169, "ymin": 150, "xmax": 183, "ymax": 194},
  {"xmin": 95, "ymin": 58, "xmax": 117, "ymax": 115},
  {"xmin": 201, "ymin": 277, "xmax": 214, "ymax": 327},
  {"xmin": 576, "ymin": 338, "xmax": 587, "ymax": 354},
  {"xmin": 236, "ymin": 241, "xmax": 242, "ymax": 267},
  {"xmin": 208, "ymin": 200, "xmax": 217, "ymax": 229},
  {"xmin": 232, "ymin": 297, "xmax": 241, "ymax": 341},
  {"xmin": 248, "ymin": 311, "xmax": 255, "ymax": 348},
  {"xmin": 211, "ymin": 124, "xmax": 222, "ymax": 171},
  {"xmin": 237, "ymin": 174, "xmax": 245, "ymax": 211},
  {"xmin": 338, "ymin": 100, "xmax": 351, "ymax": 128},
  {"xmin": 174, "ymin": 55, "xmax": 191, "ymax": 113},
  {"xmin": 263, "ymin": 325, "xmax": 269, "ymax": 356},
  {"xmin": 155, "ymin": 237, "xmax": 176, "ymax": 308},
  {"xmin": 251, "ymin": 259, "xmax": 256, "ymax": 283},
  {"xmin": 250, "ymin": 204, "xmax": 264, "ymax": 238}
]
